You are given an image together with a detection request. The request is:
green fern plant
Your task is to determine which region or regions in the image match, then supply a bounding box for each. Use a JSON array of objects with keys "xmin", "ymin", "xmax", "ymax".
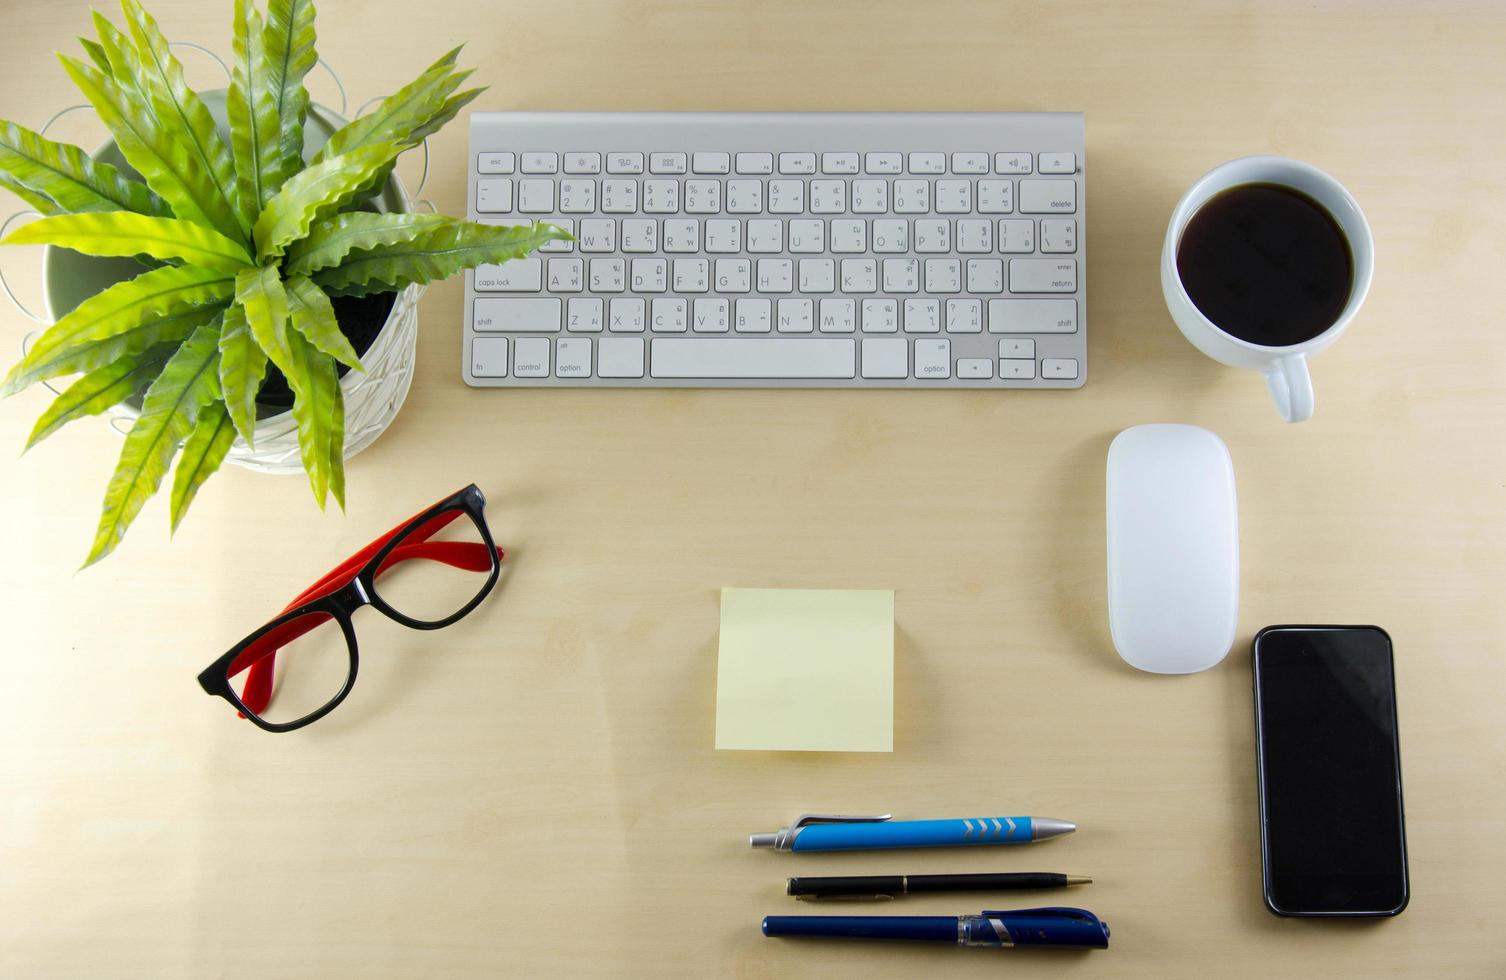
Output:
[{"xmin": 0, "ymin": 0, "xmax": 566, "ymax": 566}]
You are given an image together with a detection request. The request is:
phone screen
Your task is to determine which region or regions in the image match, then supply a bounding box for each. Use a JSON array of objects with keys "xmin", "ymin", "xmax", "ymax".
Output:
[{"xmin": 1253, "ymin": 626, "xmax": 1408, "ymax": 916}]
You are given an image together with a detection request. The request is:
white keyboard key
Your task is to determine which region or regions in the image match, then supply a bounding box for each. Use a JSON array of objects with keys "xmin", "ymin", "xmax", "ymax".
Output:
[
  {"xmin": 861, "ymin": 298, "xmax": 898, "ymax": 333},
  {"xmin": 651, "ymin": 338, "xmax": 855, "ymax": 379},
  {"xmin": 830, "ymin": 219, "xmax": 866, "ymax": 253},
  {"xmin": 924, "ymin": 259, "xmax": 961, "ymax": 293},
  {"xmin": 819, "ymin": 298, "xmax": 856, "ymax": 333},
  {"xmin": 631, "ymin": 258, "xmax": 667, "ymax": 292},
  {"xmin": 716, "ymin": 258, "xmax": 752, "ymax": 292},
  {"xmin": 1039, "ymin": 152, "xmax": 1076, "ymax": 175},
  {"xmin": 850, "ymin": 179, "xmax": 888, "ymax": 214},
  {"xmin": 798, "ymin": 258, "xmax": 835, "ymax": 293},
  {"xmin": 768, "ymin": 179, "xmax": 805, "ymax": 213},
  {"xmin": 704, "ymin": 219, "xmax": 741, "ymax": 253},
  {"xmin": 652, "ymin": 297, "xmax": 688, "ymax": 332},
  {"xmin": 914, "ymin": 338, "xmax": 951, "ymax": 378},
  {"xmin": 994, "ymin": 152, "xmax": 1031, "ymax": 174},
  {"xmin": 1009, "ymin": 258, "xmax": 1077, "ymax": 293},
  {"xmin": 757, "ymin": 258, "xmax": 794, "ymax": 292},
  {"xmin": 685, "ymin": 179, "xmax": 721, "ymax": 214},
  {"xmin": 576, "ymin": 218, "xmax": 615, "ymax": 252},
  {"xmin": 1000, "ymin": 358, "xmax": 1037, "ymax": 380},
  {"xmin": 951, "ymin": 152, "xmax": 989, "ymax": 174},
  {"xmin": 558, "ymin": 178, "xmax": 596, "ymax": 213},
  {"xmin": 513, "ymin": 336, "xmax": 550, "ymax": 377},
  {"xmin": 589, "ymin": 258, "xmax": 625, "ymax": 292},
  {"xmin": 609, "ymin": 297, "xmax": 645, "ymax": 332},
  {"xmin": 673, "ymin": 258, "xmax": 710, "ymax": 292},
  {"xmin": 692, "ymin": 151, "xmax": 731, "ymax": 174},
  {"xmin": 977, "ymin": 179, "xmax": 1014, "ymax": 214},
  {"xmin": 1019, "ymin": 178, "xmax": 1077, "ymax": 213},
  {"xmin": 556, "ymin": 337, "xmax": 592, "ymax": 377},
  {"xmin": 778, "ymin": 152, "xmax": 816, "ymax": 174},
  {"xmin": 548, "ymin": 258, "xmax": 583, "ymax": 292},
  {"xmin": 841, "ymin": 258, "xmax": 877, "ymax": 293},
  {"xmin": 537, "ymin": 218, "xmax": 574, "ymax": 252},
  {"xmin": 997, "ymin": 219, "xmax": 1035, "ymax": 253},
  {"xmin": 893, "ymin": 179, "xmax": 929, "ymax": 213},
  {"xmin": 904, "ymin": 298, "xmax": 940, "ymax": 333},
  {"xmin": 736, "ymin": 298, "xmax": 772, "ymax": 333},
  {"xmin": 946, "ymin": 298, "xmax": 983, "ymax": 333},
  {"xmin": 567, "ymin": 297, "xmax": 603, "ymax": 333},
  {"xmin": 872, "ymin": 219, "xmax": 909, "ymax": 252},
  {"xmin": 476, "ymin": 178, "xmax": 513, "ymax": 213},
  {"xmin": 471, "ymin": 336, "xmax": 507, "ymax": 377},
  {"xmin": 601, "ymin": 179, "xmax": 638, "ymax": 212},
  {"xmin": 777, "ymin": 298, "xmax": 813, "ymax": 333},
  {"xmin": 736, "ymin": 152, "xmax": 773, "ymax": 174},
  {"xmin": 477, "ymin": 152, "xmax": 515, "ymax": 174},
  {"xmin": 999, "ymin": 338, "xmax": 1035, "ymax": 358},
  {"xmin": 520, "ymin": 152, "xmax": 558, "ymax": 174},
  {"xmin": 864, "ymin": 152, "xmax": 903, "ymax": 174},
  {"xmin": 908, "ymin": 152, "xmax": 945, "ymax": 174},
  {"xmin": 747, "ymin": 219, "xmax": 783, "ymax": 253},
  {"xmin": 474, "ymin": 296, "xmax": 559, "ymax": 332},
  {"xmin": 809, "ymin": 179, "xmax": 846, "ymax": 214},
  {"xmin": 989, "ymin": 298, "xmax": 1078, "ymax": 333},
  {"xmin": 662, "ymin": 218, "xmax": 700, "ymax": 252},
  {"xmin": 1040, "ymin": 218, "xmax": 1077, "ymax": 253},
  {"xmin": 1042, "ymin": 356, "xmax": 1079, "ymax": 379},
  {"xmin": 693, "ymin": 298, "xmax": 730, "ymax": 333},
  {"xmin": 882, "ymin": 258, "xmax": 919, "ymax": 293},
  {"xmin": 726, "ymin": 180, "xmax": 763, "ymax": 214},
  {"xmin": 862, "ymin": 337, "xmax": 907, "ymax": 378},
  {"xmin": 822, "ymin": 152, "xmax": 859, "ymax": 174},
  {"xmin": 914, "ymin": 219, "xmax": 950, "ymax": 253},
  {"xmin": 956, "ymin": 219, "xmax": 992, "ymax": 253},
  {"xmin": 621, "ymin": 219, "xmax": 657, "ymax": 252},
  {"xmin": 788, "ymin": 219, "xmax": 824, "ymax": 253},
  {"xmin": 966, "ymin": 258, "xmax": 1005, "ymax": 293},
  {"xmin": 642, "ymin": 179, "xmax": 680, "ymax": 213},
  {"xmin": 475, "ymin": 259, "xmax": 543, "ymax": 292},
  {"xmin": 563, "ymin": 151, "xmax": 600, "ymax": 174},
  {"xmin": 935, "ymin": 179, "xmax": 971, "ymax": 213},
  {"xmin": 606, "ymin": 151, "xmax": 644, "ymax": 174},
  {"xmin": 958, "ymin": 356, "xmax": 993, "ymax": 379},
  {"xmin": 650, "ymin": 151, "xmax": 687, "ymax": 174},
  {"xmin": 598, "ymin": 337, "xmax": 644, "ymax": 377}
]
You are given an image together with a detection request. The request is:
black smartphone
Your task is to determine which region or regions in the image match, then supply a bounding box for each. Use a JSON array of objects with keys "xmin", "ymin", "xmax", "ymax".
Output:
[{"xmin": 1252, "ymin": 625, "xmax": 1409, "ymax": 917}]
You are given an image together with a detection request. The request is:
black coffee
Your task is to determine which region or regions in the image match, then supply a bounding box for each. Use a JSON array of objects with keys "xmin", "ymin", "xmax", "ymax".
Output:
[{"xmin": 1176, "ymin": 182, "xmax": 1353, "ymax": 348}]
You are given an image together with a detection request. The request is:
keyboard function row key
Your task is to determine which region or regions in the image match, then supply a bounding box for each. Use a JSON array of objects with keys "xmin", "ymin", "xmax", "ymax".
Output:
[
  {"xmin": 650, "ymin": 152, "xmax": 687, "ymax": 174},
  {"xmin": 864, "ymin": 152, "xmax": 902, "ymax": 174},
  {"xmin": 821, "ymin": 152, "xmax": 859, "ymax": 174},
  {"xmin": 735, "ymin": 152, "xmax": 773, "ymax": 174},
  {"xmin": 1038, "ymin": 152, "xmax": 1076, "ymax": 175},
  {"xmin": 778, "ymin": 152, "xmax": 816, "ymax": 174},
  {"xmin": 563, "ymin": 152, "xmax": 601, "ymax": 174},
  {"xmin": 693, "ymin": 151, "xmax": 731, "ymax": 174},
  {"xmin": 994, "ymin": 152, "xmax": 1032, "ymax": 175},
  {"xmin": 607, "ymin": 152, "xmax": 644, "ymax": 174},
  {"xmin": 477, "ymin": 151, "xmax": 515, "ymax": 174},
  {"xmin": 520, "ymin": 152, "xmax": 558, "ymax": 174}
]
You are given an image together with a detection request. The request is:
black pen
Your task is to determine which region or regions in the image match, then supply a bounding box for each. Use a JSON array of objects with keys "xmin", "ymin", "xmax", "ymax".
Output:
[{"xmin": 787, "ymin": 872, "xmax": 1092, "ymax": 901}]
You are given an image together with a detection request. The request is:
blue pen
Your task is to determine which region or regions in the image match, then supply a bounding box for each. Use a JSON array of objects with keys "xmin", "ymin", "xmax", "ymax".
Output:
[
  {"xmin": 762, "ymin": 906, "xmax": 1110, "ymax": 950},
  {"xmin": 749, "ymin": 813, "xmax": 1076, "ymax": 852}
]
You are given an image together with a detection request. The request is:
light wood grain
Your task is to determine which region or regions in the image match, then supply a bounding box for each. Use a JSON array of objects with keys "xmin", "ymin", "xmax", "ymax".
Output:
[{"xmin": 2, "ymin": 1, "xmax": 1504, "ymax": 976}]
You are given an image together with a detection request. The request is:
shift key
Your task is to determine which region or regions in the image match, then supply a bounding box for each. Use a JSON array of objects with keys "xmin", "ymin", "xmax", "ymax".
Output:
[
  {"xmin": 474, "ymin": 297, "xmax": 561, "ymax": 332},
  {"xmin": 1009, "ymin": 258, "xmax": 1077, "ymax": 293}
]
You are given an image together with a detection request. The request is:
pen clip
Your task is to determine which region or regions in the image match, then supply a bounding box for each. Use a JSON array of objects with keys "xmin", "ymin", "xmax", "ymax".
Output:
[
  {"xmin": 796, "ymin": 893, "xmax": 896, "ymax": 902},
  {"xmin": 751, "ymin": 813, "xmax": 892, "ymax": 850}
]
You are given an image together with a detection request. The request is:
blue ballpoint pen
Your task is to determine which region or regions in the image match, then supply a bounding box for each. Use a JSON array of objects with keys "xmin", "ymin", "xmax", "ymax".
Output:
[
  {"xmin": 762, "ymin": 906, "xmax": 1110, "ymax": 950},
  {"xmin": 749, "ymin": 813, "xmax": 1076, "ymax": 852}
]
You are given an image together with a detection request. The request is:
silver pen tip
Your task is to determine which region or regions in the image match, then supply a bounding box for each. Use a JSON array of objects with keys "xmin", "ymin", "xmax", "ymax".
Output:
[
  {"xmin": 1066, "ymin": 875, "xmax": 1092, "ymax": 886},
  {"xmin": 750, "ymin": 832, "xmax": 779, "ymax": 849},
  {"xmin": 1032, "ymin": 818, "xmax": 1077, "ymax": 841}
]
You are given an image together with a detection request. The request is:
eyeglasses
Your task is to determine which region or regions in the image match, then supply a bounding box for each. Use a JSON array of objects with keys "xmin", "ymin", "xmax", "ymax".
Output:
[{"xmin": 197, "ymin": 485, "xmax": 503, "ymax": 732}]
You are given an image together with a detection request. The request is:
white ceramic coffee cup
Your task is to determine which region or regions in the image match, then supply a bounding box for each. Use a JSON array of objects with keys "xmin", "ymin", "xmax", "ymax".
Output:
[{"xmin": 1161, "ymin": 156, "xmax": 1374, "ymax": 423}]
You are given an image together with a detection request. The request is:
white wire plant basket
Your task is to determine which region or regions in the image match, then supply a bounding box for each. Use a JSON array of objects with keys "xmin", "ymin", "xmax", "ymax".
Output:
[{"xmin": 0, "ymin": 45, "xmax": 430, "ymax": 475}]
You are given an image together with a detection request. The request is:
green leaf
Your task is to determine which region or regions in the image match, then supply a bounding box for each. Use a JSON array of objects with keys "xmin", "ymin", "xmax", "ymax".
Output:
[
  {"xmin": 120, "ymin": 0, "xmax": 248, "ymax": 241},
  {"xmin": 3, "ymin": 212, "xmax": 253, "ymax": 272},
  {"xmin": 313, "ymin": 218, "xmax": 571, "ymax": 297},
  {"xmin": 404, "ymin": 84, "xmax": 483, "ymax": 147},
  {"xmin": 227, "ymin": 0, "xmax": 282, "ymax": 217},
  {"xmin": 283, "ymin": 324, "xmax": 343, "ymax": 508},
  {"xmin": 79, "ymin": 37, "xmax": 115, "ymax": 76},
  {"xmin": 252, "ymin": 141, "xmax": 402, "ymax": 260},
  {"xmin": 217, "ymin": 302, "xmax": 266, "ymax": 446},
  {"xmin": 85, "ymin": 318, "xmax": 223, "ymax": 567},
  {"xmin": 282, "ymin": 211, "xmax": 449, "ymax": 275},
  {"xmin": 169, "ymin": 399, "xmax": 235, "ymax": 533},
  {"xmin": 24, "ymin": 342, "xmax": 176, "ymax": 450},
  {"xmin": 262, "ymin": 0, "xmax": 318, "ymax": 190},
  {"xmin": 286, "ymin": 275, "xmax": 361, "ymax": 371},
  {"xmin": 2, "ymin": 264, "xmax": 233, "ymax": 395},
  {"xmin": 90, "ymin": 10, "xmax": 154, "ymax": 107},
  {"xmin": 58, "ymin": 55, "xmax": 248, "ymax": 241},
  {"xmin": 0, "ymin": 120, "xmax": 169, "ymax": 216},
  {"xmin": 312, "ymin": 47, "xmax": 462, "ymax": 162},
  {"xmin": 0, "ymin": 175, "xmax": 62, "ymax": 214},
  {"xmin": 235, "ymin": 264, "xmax": 292, "ymax": 371}
]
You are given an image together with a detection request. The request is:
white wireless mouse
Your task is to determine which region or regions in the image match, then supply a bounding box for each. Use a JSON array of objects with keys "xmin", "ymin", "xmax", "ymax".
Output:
[{"xmin": 1106, "ymin": 424, "xmax": 1239, "ymax": 674}]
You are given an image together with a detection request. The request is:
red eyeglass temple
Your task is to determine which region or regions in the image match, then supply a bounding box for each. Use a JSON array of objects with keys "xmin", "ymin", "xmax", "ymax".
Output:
[{"xmin": 230, "ymin": 503, "xmax": 502, "ymax": 717}]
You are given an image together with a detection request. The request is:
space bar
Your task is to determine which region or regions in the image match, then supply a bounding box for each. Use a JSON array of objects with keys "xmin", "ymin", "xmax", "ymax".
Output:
[{"xmin": 650, "ymin": 339, "xmax": 856, "ymax": 379}]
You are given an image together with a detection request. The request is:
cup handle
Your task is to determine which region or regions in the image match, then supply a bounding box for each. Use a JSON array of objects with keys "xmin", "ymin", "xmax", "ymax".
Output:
[{"xmin": 1264, "ymin": 353, "xmax": 1314, "ymax": 423}]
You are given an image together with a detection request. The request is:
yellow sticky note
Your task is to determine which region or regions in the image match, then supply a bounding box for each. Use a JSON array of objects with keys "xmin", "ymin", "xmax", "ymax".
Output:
[{"xmin": 715, "ymin": 587, "xmax": 894, "ymax": 752}]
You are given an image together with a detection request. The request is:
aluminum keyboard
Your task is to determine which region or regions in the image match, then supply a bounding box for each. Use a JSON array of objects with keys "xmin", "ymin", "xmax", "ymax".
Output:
[{"xmin": 463, "ymin": 112, "xmax": 1085, "ymax": 389}]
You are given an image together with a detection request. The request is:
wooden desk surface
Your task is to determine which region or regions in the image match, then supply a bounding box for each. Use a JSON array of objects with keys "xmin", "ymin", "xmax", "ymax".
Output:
[{"xmin": 2, "ymin": 1, "xmax": 1503, "ymax": 976}]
